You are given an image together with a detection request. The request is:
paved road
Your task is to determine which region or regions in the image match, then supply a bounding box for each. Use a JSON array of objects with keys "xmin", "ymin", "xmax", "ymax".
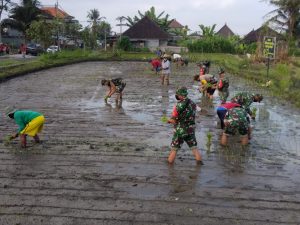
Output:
[{"xmin": 0, "ymin": 62, "xmax": 299, "ymax": 225}]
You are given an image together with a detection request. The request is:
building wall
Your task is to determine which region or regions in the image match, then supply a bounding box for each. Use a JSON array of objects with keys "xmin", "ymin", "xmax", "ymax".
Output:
[{"xmin": 145, "ymin": 39, "xmax": 159, "ymax": 48}]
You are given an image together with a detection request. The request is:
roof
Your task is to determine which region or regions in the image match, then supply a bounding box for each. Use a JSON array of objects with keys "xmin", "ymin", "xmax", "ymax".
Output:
[
  {"xmin": 123, "ymin": 16, "xmax": 170, "ymax": 40},
  {"xmin": 216, "ymin": 24, "xmax": 234, "ymax": 38},
  {"xmin": 168, "ymin": 19, "xmax": 184, "ymax": 29},
  {"xmin": 41, "ymin": 6, "xmax": 73, "ymax": 19},
  {"xmin": 243, "ymin": 26, "xmax": 283, "ymax": 43}
]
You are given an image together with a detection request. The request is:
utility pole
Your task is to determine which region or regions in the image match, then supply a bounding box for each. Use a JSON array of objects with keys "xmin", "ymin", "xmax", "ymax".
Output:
[
  {"xmin": 116, "ymin": 16, "xmax": 126, "ymax": 40},
  {"xmin": 104, "ymin": 26, "xmax": 106, "ymax": 51}
]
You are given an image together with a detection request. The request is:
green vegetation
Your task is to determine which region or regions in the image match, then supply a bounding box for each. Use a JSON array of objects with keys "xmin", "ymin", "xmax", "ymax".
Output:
[{"xmin": 1, "ymin": 51, "xmax": 299, "ymax": 107}]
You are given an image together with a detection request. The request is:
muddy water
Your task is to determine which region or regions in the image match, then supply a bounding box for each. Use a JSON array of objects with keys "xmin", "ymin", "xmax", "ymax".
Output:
[{"xmin": 0, "ymin": 61, "xmax": 299, "ymax": 225}]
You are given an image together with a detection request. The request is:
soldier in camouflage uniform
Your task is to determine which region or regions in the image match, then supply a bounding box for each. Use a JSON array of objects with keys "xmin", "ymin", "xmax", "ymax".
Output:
[
  {"xmin": 221, "ymin": 107, "xmax": 250, "ymax": 146},
  {"xmin": 167, "ymin": 87, "xmax": 203, "ymax": 164},
  {"xmin": 101, "ymin": 78, "xmax": 126, "ymax": 106},
  {"xmin": 217, "ymin": 68, "xmax": 229, "ymax": 103},
  {"xmin": 231, "ymin": 92, "xmax": 263, "ymax": 119}
]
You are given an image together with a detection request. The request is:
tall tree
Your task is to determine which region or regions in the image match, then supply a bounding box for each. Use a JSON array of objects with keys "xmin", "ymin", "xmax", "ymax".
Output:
[
  {"xmin": 87, "ymin": 8, "xmax": 105, "ymax": 49},
  {"xmin": 264, "ymin": 0, "xmax": 300, "ymax": 40},
  {"xmin": 199, "ymin": 24, "xmax": 216, "ymax": 38},
  {"xmin": 87, "ymin": 9, "xmax": 105, "ymax": 35},
  {"xmin": 26, "ymin": 19, "xmax": 53, "ymax": 48},
  {"xmin": 0, "ymin": 0, "xmax": 11, "ymax": 42},
  {"xmin": 125, "ymin": 6, "xmax": 172, "ymax": 31},
  {"xmin": 8, "ymin": 0, "xmax": 41, "ymax": 38}
]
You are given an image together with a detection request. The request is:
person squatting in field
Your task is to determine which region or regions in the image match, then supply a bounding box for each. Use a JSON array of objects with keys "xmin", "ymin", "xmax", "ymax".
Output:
[
  {"xmin": 101, "ymin": 78, "xmax": 126, "ymax": 106},
  {"xmin": 5, "ymin": 107, "xmax": 45, "ymax": 148},
  {"xmin": 167, "ymin": 87, "xmax": 203, "ymax": 165},
  {"xmin": 149, "ymin": 58, "xmax": 162, "ymax": 75}
]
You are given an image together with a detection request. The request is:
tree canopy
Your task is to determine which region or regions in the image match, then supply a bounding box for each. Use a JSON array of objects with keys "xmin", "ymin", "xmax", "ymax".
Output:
[
  {"xmin": 264, "ymin": 0, "xmax": 300, "ymax": 39},
  {"xmin": 125, "ymin": 6, "xmax": 172, "ymax": 31}
]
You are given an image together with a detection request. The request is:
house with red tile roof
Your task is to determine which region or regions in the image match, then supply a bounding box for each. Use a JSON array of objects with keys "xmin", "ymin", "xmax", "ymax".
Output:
[{"xmin": 41, "ymin": 5, "xmax": 74, "ymax": 21}]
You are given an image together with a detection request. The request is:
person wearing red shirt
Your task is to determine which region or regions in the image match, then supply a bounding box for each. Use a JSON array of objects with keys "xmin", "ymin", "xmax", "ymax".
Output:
[
  {"xmin": 216, "ymin": 102, "xmax": 240, "ymax": 129},
  {"xmin": 149, "ymin": 58, "xmax": 162, "ymax": 75}
]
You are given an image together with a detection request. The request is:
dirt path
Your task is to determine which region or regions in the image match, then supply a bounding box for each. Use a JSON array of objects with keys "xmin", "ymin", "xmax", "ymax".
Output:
[{"xmin": 0, "ymin": 62, "xmax": 299, "ymax": 225}]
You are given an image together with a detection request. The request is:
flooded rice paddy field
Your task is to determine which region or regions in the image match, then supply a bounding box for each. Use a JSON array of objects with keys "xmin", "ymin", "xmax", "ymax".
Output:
[{"xmin": 0, "ymin": 61, "xmax": 299, "ymax": 225}]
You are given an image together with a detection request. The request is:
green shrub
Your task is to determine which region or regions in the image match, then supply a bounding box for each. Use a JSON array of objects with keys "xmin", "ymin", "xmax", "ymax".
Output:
[
  {"xmin": 117, "ymin": 36, "xmax": 132, "ymax": 51},
  {"xmin": 187, "ymin": 36, "xmax": 236, "ymax": 53}
]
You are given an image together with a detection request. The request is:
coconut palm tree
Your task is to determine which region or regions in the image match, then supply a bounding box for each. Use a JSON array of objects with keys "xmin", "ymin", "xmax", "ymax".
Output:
[
  {"xmin": 6, "ymin": 0, "xmax": 41, "ymax": 38},
  {"xmin": 0, "ymin": 0, "xmax": 11, "ymax": 42},
  {"xmin": 264, "ymin": 0, "xmax": 300, "ymax": 40},
  {"xmin": 87, "ymin": 9, "xmax": 105, "ymax": 35},
  {"xmin": 199, "ymin": 24, "xmax": 216, "ymax": 38},
  {"xmin": 125, "ymin": 6, "xmax": 172, "ymax": 31}
]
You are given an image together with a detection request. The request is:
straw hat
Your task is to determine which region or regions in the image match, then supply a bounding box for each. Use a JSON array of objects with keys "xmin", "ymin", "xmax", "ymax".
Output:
[{"xmin": 5, "ymin": 106, "xmax": 16, "ymax": 116}]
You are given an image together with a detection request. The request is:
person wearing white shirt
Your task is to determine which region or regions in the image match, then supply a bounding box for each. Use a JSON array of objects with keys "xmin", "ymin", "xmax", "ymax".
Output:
[{"xmin": 161, "ymin": 54, "xmax": 171, "ymax": 85}]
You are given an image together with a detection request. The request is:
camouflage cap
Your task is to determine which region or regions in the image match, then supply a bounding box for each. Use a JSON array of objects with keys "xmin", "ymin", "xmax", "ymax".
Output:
[
  {"xmin": 218, "ymin": 68, "xmax": 225, "ymax": 74},
  {"xmin": 176, "ymin": 86, "xmax": 188, "ymax": 96}
]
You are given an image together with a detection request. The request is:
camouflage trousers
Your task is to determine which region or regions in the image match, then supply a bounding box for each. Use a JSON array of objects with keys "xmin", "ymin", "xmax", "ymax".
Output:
[
  {"xmin": 224, "ymin": 107, "xmax": 249, "ymax": 136},
  {"xmin": 116, "ymin": 82, "xmax": 126, "ymax": 93},
  {"xmin": 171, "ymin": 125, "xmax": 197, "ymax": 150},
  {"xmin": 219, "ymin": 90, "xmax": 229, "ymax": 103}
]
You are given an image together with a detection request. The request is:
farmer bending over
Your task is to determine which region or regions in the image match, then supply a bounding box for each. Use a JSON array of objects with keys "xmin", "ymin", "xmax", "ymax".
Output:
[
  {"xmin": 149, "ymin": 58, "xmax": 162, "ymax": 75},
  {"xmin": 167, "ymin": 87, "xmax": 203, "ymax": 165},
  {"xmin": 220, "ymin": 106, "xmax": 250, "ymax": 146},
  {"xmin": 5, "ymin": 107, "xmax": 45, "ymax": 148},
  {"xmin": 231, "ymin": 92, "xmax": 263, "ymax": 119},
  {"xmin": 101, "ymin": 78, "xmax": 126, "ymax": 105}
]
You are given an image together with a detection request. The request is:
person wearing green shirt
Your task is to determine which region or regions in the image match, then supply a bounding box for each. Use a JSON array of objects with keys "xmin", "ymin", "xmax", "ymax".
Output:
[{"xmin": 5, "ymin": 107, "xmax": 45, "ymax": 148}]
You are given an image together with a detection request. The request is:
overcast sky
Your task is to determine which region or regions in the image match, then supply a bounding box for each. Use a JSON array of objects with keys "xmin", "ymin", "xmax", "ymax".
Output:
[{"xmin": 6, "ymin": 0, "xmax": 276, "ymax": 36}]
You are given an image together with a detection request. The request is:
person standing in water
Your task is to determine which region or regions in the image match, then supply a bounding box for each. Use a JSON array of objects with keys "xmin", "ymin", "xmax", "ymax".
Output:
[{"xmin": 166, "ymin": 87, "xmax": 203, "ymax": 165}]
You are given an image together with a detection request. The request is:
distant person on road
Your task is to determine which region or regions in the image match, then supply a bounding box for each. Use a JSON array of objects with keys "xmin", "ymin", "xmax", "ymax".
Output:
[
  {"xmin": 217, "ymin": 68, "xmax": 229, "ymax": 103},
  {"xmin": 231, "ymin": 92, "xmax": 263, "ymax": 119},
  {"xmin": 5, "ymin": 107, "xmax": 45, "ymax": 148},
  {"xmin": 161, "ymin": 54, "xmax": 171, "ymax": 85},
  {"xmin": 20, "ymin": 43, "xmax": 26, "ymax": 58},
  {"xmin": 166, "ymin": 87, "xmax": 203, "ymax": 165},
  {"xmin": 101, "ymin": 78, "xmax": 126, "ymax": 106},
  {"xmin": 220, "ymin": 106, "xmax": 250, "ymax": 146},
  {"xmin": 149, "ymin": 58, "xmax": 162, "ymax": 75}
]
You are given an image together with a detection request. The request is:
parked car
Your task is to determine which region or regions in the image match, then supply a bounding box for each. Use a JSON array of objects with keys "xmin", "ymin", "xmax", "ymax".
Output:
[
  {"xmin": 0, "ymin": 43, "xmax": 10, "ymax": 54},
  {"xmin": 26, "ymin": 43, "xmax": 44, "ymax": 56},
  {"xmin": 46, "ymin": 45, "xmax": 60, "ymax": 53}
]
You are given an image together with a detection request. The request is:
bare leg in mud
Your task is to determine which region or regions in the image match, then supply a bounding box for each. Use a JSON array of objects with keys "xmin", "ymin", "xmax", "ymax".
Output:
[
  {"xmin": 168, "ymin": 149, "xmax": 177, "ymax": 164},
  {"xmin": 241, "ymin": 135, "xmax": 249, "ymax": 145},
  {"xmin": 20, "ymin": 134, "xmax": 27, "ymax": 148},
  {"xmin": 168, "ymin": 148, "xmax": 203, "ymax": 164},
  {"xmin": 161, "ymin": 74, "xmax": 165, "ymax": 85},
  {"xmin": 165, "ymin": 75, "xmax": 169, "ymax": 85},
  {"xmin": 115, "ymin": 93, "xmax": 123, "ymax": 107},
  {"xmin": 220, "ymin": 133, "xmax": 228, "ymax": 146},
  {"xmin": 192, "ymin": 147, "xmax": 203, "ymax": 164},
  {"xmin": 33, "ymin": 135, "xmax": 40, "ymax": 143}
]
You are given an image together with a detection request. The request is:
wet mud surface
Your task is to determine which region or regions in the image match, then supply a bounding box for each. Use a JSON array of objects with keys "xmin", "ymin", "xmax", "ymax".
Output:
[{"xmin": 0, "ymin": 62, "xmax": 299, "ymax": 225}]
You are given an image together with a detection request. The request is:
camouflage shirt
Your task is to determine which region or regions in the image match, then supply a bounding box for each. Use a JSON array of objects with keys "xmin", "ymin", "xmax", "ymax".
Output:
[
  {"xmin": 231, "ymin": 92, "xmax": 254, "ymax": 115},
  {"xmin": 171, "ymin": 98, "xmax": 196, "ymax": 129},
  {"xmin": 218, "ymin": 77, "xmax": 229, "ymax": 92}
]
